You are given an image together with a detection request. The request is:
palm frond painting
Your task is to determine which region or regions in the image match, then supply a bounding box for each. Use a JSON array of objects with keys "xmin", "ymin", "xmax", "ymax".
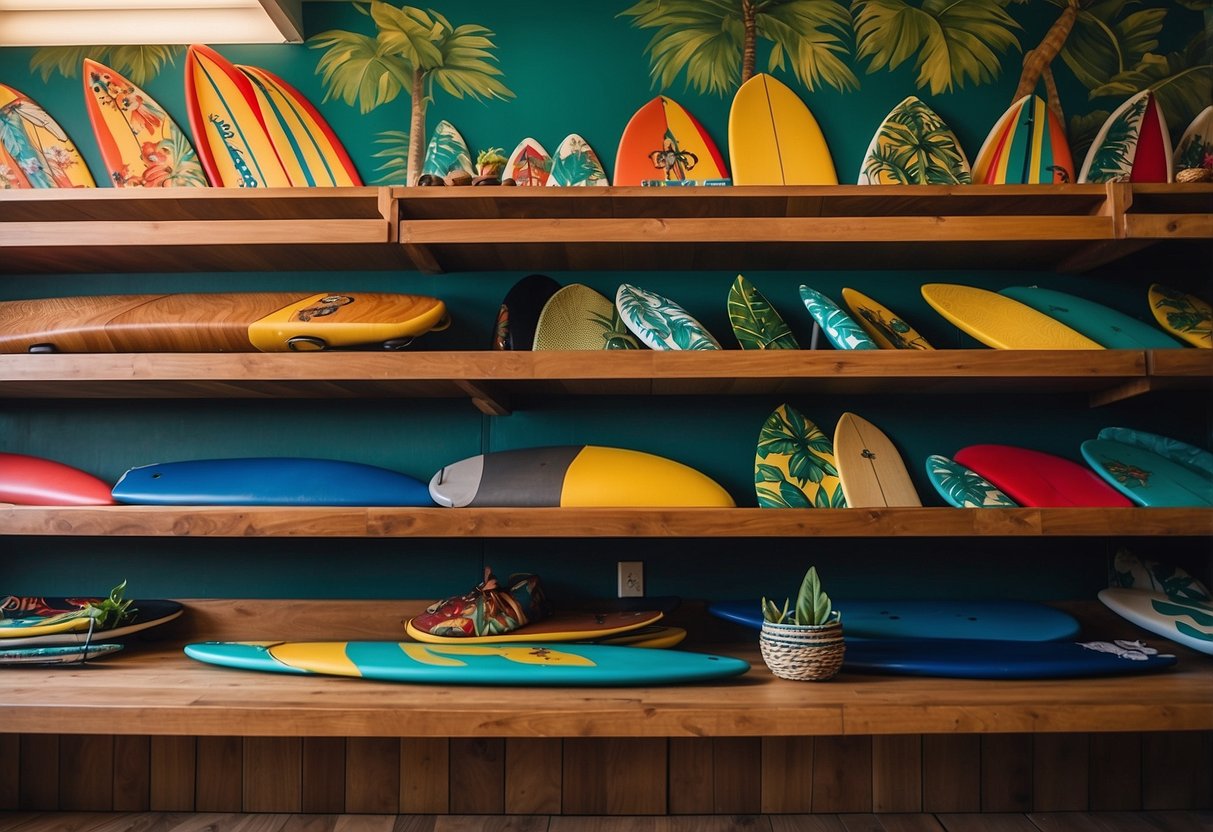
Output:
[
  {"xmin": 371, "ymin": 130, "xmax": 411, "ymax": 184},
  {"xmin": 728, "ymin": 275, "xmax": 799, "ymax": 350},
  {"xmin": 310, "ymin": 1, "xmax": 512, "ymax": 184},
  {"xmin": 619, "ymin": 0, "xmax": 858, "ymax": 96},
  {"xmin": 30, "ymin": 46, "xmax": 180, "ymax": 87},
  {"xmin": 755, "ymin": 404, "xmax": 846, "ymax": 509},
  {"xmin": 925, "ymin": 455, "xmax": 1017, "ymax": 508},
  {"xmin": 859, "ymin": 96, "xmax": 971, "ymax": 185},
  {"xmin": 616, "ymin": 284, "xmax": 721, "ymax": 351}
]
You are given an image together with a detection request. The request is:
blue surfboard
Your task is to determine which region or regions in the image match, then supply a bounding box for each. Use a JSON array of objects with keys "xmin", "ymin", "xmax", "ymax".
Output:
[
  {"xmin": 1081, "ymin": 439, "xmax": 1213, "ymax": 507},
  {"xmin": 185, "ymin": 640, "xmax": 749, "ymax": 686},
  {"xmin": 998, "ymin": 286, "xmax": 1181, "ymax": 349},
  {"xmin": 709, "ymin": 599, "xmax": 1081, "ymax": 642},
  {"xmin": 112, "ymin": 458, "xmax": 434, "ymax": 506}
]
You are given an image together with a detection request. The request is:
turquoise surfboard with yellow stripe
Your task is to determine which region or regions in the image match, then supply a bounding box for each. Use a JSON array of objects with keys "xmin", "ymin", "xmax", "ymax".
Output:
[{"xmin": 184, "ymin": 641, "xmax": 749, "ymax": 686}]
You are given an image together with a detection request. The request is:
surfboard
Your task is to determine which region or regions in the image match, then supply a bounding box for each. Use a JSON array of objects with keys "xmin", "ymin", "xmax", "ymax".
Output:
[
  {"xmin": 798, "ymin": 286, "xmax": 878, "ymax": 351},
  {"xmin": 841, "ymin": 288, "xmax": 933, "ymax": 350},
  {"xmin": 547, "ymin": 134, "xmax": 608, "ymax": 187},
  {"xmin": 0, "ymin": 598, "xmax": 183, "ymax": 648},
  {"xmin": 616, "ymin": 284, "xmax": 721, "ymax": 351},
  {"xmin": 728, "ymin": 275, "xmax": 798, "ymax": 350},
  {"xmin": 0, "ymin": 82, "xmax": 94, "ymax": 188},
  {"xmin": 406, "ymin": 609, "xmax": 664, "ymax": 645},
  {"xmin": 112, "ymin": 457, "xmax": 433, "ymax": 507},
  {"xmin": 727, "ymin": 73, "xmax": 836, "ymax": 185},
  {"xmin": 858, "ymin": 96, "xmax": 970, "ymax": 185},
  {"xmin": 833, "ymin": 413, "xmax": 920, "ymax": 507},
  {"xmin": 708, "ymin": 599, "xmax": 1080, "ymax": 641},
  {"xmin": 185, "ymin": 640, "xmax": 750, "ymax": 686},
  {"xmin": 0, "ymin": 453, "xmax": 115, "ymax": 506},
  {"xmin": 1174, "ymin": 105, "xmax": 1213, "ymax": 178},
  {"xmin": 614, "ymin": 95, "xmax": 728, "ymax": 185},
  {"xmin": 0, "ymin": 137, "xmax": 32, "ymax": 188},
  {"xmin": 82, "ymin": 59, "xmax": 207, "ymax": 188},
  {"xmin": 493, "ymin": 274, "xmax": 561, "ymax": 350},
  {"xmin": 920, "ymin": 284, "xmax": 1103, "ymax": 350},
  {"xmin": 971, "ymin": 94, "xmax": 1074, "ymax": 184},
  {"xmin": 505, "ymin": 137, "xmax": 551, "ymax": 186},
  {"xmin": 1080, "ymin": 439, "xmax": 1213, "ymax": 508},
  {"xmin": 1148, "ymin": 284, "xmax": 1211, "ymax": 349},
  {"xmin": 238, "ymin": 65, "xmax": 361, "ymax": 187},
  {"xmin": 925, "ymin": 454, "xmax": 1018, "ymax": 508},
  {"xmin": 185, "ymin": 44, "xmax": 291, "ymax": 188},
  {"xmin": 1099, "ymin": 589, "xmax": 1212, "ymax": 655},
  {"xmin": 595, "ymin": 625, "xmax": 686, "ymax": 649},
  {"xmin": 755, "ymin": 404, "xmax": 845, "ymax": 509},
  {"xmin": 0, "ymin": 643, "xmax": 123, "ymax": 666},
  {"xmin": 953, "ymin": 444, "xmax": 1133, "ymax": 508},
  {"xmin": 0, "ymin": 292, "xmax": 448, "ymax": 353},
  {"xmin": 421, "ymin": 119, "xmax": 472, "ymax": 179},
  {"xmin": 1097, "ymin": 427, "xmax": 1213, "ymax": 478},
  {"xmin": 998, "ymin": 286, "xmax": 1181, "ymax": 349},
  {"xmin": 429, "ymin": 445, "xmax": 735, "ymax": 508},
  {"xmin": 1079, "ymin": 89, "xmax": 1171, "ymax": 183},
  {"xmin": 532, "ymin": 284, "xmax": 640, "ymax": 350}
]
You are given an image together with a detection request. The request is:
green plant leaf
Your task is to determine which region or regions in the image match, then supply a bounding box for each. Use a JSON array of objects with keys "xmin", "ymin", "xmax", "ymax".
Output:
[
  {"xmin": 309, "ymin": 28, "xmax": 412, "ymax": 113},
  {"xmin": 1059, "ymin": 0, "xmax": 1166, "ymax": 92}
]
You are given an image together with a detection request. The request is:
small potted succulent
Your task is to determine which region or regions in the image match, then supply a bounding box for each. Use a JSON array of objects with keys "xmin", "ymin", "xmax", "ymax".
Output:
[
  {"xmin": 476, "ymin": 146, "xmax": 507, "ymax": 179},
  {"xmin": 760, "ymin": 566, "xmax": 844, "ymax": 681}
]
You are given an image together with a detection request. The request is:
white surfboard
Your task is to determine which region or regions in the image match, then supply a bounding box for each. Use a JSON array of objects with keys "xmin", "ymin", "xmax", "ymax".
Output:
[{"xmin": 1099, "ymin": 588, "xmax": 1213, "ymax": 656}]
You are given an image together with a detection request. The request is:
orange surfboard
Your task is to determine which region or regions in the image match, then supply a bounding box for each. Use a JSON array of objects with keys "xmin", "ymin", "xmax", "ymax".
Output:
[{"xmin": 614, "ymin": 95, "xmax": 728, "ymax": 185}]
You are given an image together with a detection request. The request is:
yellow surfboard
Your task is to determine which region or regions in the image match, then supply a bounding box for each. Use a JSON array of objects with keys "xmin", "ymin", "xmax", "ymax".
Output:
[
  {"xmin": 728, "ymin": 73, "xmax": 836, "ymax": 185},
  {"xmin": 1148, "ymin": 284, "xmax": 1211, "ymax": 349},
  {"xmin": 83, "ymin": 59, "xmax": 207, "ymax": 188},
  {"xmin": 841, "ymin": 288, "xmax": 934, "ymax": 350},
  {"xmin": 921, "ymin": 284, "xmax": 1104, "ymax": 350},
  {"xmin": 0, "ymin": 82, "xmax": 94, "ymax": 188},
  {"xmin": 834, "ymin": 412, "xmax": 921, "ymax": 508}
]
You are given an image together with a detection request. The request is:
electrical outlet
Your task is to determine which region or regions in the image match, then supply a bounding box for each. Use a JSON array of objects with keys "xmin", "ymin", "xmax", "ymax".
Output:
[{"xmin": 617, "ymin": 561, "xmax": 644, "ymax": 597}]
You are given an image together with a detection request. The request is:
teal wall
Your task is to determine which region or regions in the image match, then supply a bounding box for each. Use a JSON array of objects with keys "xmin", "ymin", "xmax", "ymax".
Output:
[{"xmin": 1, "ymin": 2, "xmax": 1210, "ymax": 606}]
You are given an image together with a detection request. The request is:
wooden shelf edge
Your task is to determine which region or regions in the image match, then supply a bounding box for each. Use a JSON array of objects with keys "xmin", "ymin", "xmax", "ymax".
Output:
[{"xmin": 2, "ymin": 506, "xmax": 1208, "ymax": 538}]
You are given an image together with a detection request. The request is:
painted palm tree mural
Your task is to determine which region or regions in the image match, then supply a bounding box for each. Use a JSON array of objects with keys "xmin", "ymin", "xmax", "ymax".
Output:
[
  {"xmin": 309, "ymin": 1, "xmax": 512, "ymax": 184},
  {"xmin": 30, "ymin": 46, "xmax": 179, "ymax": 87}
]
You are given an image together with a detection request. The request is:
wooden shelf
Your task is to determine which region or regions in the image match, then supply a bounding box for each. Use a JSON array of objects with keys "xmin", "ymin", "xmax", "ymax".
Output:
[
  {"xmin": 0, "ymin": 349, "xmax": 1177, "ymax": 412},
  {"xmin": 1, "ymin": 599, "xmax": 1208, "ymax": 738},
  {"xmin": 2, "ymin": 506, "xmax": 1209, "ymax": 538},
  {"xmin": 3, "ymin": 183, "xmax": 1209, "ymax": 274}
]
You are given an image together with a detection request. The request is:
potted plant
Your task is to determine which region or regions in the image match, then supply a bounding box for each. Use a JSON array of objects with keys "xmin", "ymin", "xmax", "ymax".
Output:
[
  {"xmin": 759, "ymin": 566, "xmax": 844, "ymax": 681},
  {"xmin": 476, "ymin": 146, "xmax": 507, "ymax": 179}
]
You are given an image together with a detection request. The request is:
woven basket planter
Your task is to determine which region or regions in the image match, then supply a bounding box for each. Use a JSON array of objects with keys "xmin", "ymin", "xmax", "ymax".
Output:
[{"xmin": 759, "ymin": 619, "xmax": 845, "ymax": 681}]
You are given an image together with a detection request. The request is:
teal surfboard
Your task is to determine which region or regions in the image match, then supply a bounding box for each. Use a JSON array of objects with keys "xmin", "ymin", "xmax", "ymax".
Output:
[
  {"xmin": 1080, "ymin": 439, "xmax": 1213, "ymax": 507},
  {"xmin": 708, "ymin": 599, "xmax": 1080, "ymax": 642},
  {"xmin": 798, "ymin": 285, "xmax": 878, "ymax": 350},
  {"xmin": 1097, "ymin": 427, "xmax": 1213, "ymax": 478},
  {"xmin": 925, "ymin": 455, "xmax": 1018, "ymax": 508},
  {"xmin": 998, "ymin": 286, "xmax": 1181, "ymax": 349},
  {"xmin": 0, "ymin": 643, "xmax": 123, "ymax": 665},
  {"xmin": 185, "ymin": 641, "xmax": 750, "ymax": 686}
]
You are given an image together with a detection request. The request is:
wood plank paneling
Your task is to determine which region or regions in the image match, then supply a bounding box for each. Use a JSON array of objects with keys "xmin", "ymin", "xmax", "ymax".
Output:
[
  {"xmin": 761, "ymin": 737, "xmax": 813, "ymax": 814},
  {"xmin": 873, "ymin": 735, "xmax": 922, "ymax": 813},
  {"xmin": 1033, "ymin": 734, "xmax": 1089, "ymax": 812},
  {"xmin": 504, "ymin": 739, "xmax": 561, "ymax": 815},
  {"xmin": 448, "ymin": 739, "xmax": 504, "ymax": 815},
  {"xmin": 1142, "ymin": 731, "xmax": 1212, "ymax": 810},
  {"xmin": 196, "ymin": 737, "xmax": 242, "ymax": 812},
  {"xmin": 669, "ymin": 738, "xmax": 714, "ymax": 815},
  {"xmin": 980, "ymin": 734, "xmax": 1032, "ymax": 813},
  {"xmin": 345, "ymin": 738, "xmax": 400, "ymax": 815},
  {"xmin": 922, "ymin": 736, "xmax": 980, "ymax": 813},
  {"xmin": 58, "ymin": 735, "xmax": 112, "ymax": 811},
  {"xmin": 561, "ymin": 739, "xmax": 666, "ymax": 815},
  {"xmin": 149, "ymin": 736, "xmax": 195, "ymax": 812},
  {"xmin": 19, "ymin": 734, "xmax": 59, "ymax": 811},
  {"xmin": 400, "ymin": 738, "xmax": 449, "ymax": 815},
  {"xmin": 111, "ymin": 736, "xmax": 149, "ymax": 812},
  {"xmin": 712, "ymin": 738, "xmax": 762, "ymax": 814},
  {"xmin": 242, "ymin": 738, "xmax": 301, "ymax": 814},
  {"xmin": 0, "ymin": 735, "xmax": 18, "ymax": 810},
  {"xmin": 1088, "ymin": 733, "xmax": 1141, "ymax": 811},
  {"xmin": 812, "ymin": 736, "xmax": 872, "ymax": 813},
  {"xmin": 301, "ymin": 738, "xmax": 346, "ymax": 814}
]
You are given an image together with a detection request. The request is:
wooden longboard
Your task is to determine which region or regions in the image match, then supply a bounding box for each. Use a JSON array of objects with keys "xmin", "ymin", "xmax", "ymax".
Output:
[
  {"xmin": 83, "ymin": 59, "xmax": 208, "ymax": 188},
  {"xmin": 0, "ymin": 452, "xmax": 115, "ymax": 506},
  {"xmin": 728, "ymin": 73, "xmax": 835, "ymax": 185},
  {"xmin": 406, "ymin": 609, "xmax": 664, "ymax": 645},
  {"xmin": 614, "ymin": 95, "xmax": 728, "ymax": 185},
  {"xmin": 0, "ymin": 292, "xmax": 447, "ymax": 353},
  {"xmin": 428, "ymin": 445, "xmax": 735, "ymax": 508},
  {"xmin": 833, "ymin": 413, "xmax": 920, "ymax": 507},
  {"xmin": 0, "ymin": 82, "xmax": 94, "ymax": 188},
  {"xmin": 185, "ymin": 641, "xmax": 750, "ymax": 686}
]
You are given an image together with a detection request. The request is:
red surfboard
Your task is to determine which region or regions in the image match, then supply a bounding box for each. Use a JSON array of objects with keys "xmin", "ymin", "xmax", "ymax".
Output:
[
  {"xmin": 953, "ymin": 445, "xmax": 1132, "ymax": 508},
  {"xmin": 0, "ymin": 453, "xmax": 115, "ymax": 506}
]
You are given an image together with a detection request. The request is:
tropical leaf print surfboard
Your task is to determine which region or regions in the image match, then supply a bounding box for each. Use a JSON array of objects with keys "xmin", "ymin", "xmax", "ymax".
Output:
[
  {"xmin": 422, "ymin": 120, "xmax": 472, "ymax": 178},
  {"xmin": 728, "ymin": 275, "xmax": 799, "ymax": 350},
  {"xmin": 755, "ymin": 404, "xmax": 845, "ymax": 509},
  {"xmin": 926, "ymin": 455, "xmax": 1018, "ymax": 508},
  {"xmin": 798, "ymin": 285, "xmax": 878, "ymax": 350},
  {"xmin": 858, "ymin": 96, "xmax": 970, "ymax": 185},
  {"xmin": 616, "ymin": 284, "xmax": 721, "ymax": 351}
]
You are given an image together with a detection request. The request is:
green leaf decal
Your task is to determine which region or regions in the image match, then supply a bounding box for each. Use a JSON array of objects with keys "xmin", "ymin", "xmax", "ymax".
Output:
[{"xmin": 728, "ymin": 275, "xmax": 799, "ymax": 350}]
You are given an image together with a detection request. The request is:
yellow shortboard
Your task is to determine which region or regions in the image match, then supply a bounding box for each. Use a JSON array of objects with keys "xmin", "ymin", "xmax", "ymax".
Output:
[
  {"xmin": 841, "ymin": 288, "xmax": 934, "ymax": 350},
  {"xmin": 728, "ymin": 73, "xmax": 836, "ymax": 185},
  {"xmin": 834, "ymin": 412, "xmax": 921, "ymax": 508},
  {"xmin": 921, "ymin": 283, "xmax": 1103, "ymax": 350},
  {"xmin": 1148, "ymin": 283, "xmax": 1211, "ymax": 349}
]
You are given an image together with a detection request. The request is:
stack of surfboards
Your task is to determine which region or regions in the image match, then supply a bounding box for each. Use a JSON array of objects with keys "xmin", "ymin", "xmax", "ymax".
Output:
[
  {"xmin": 1099, "ymin": 551, "xmax": 1213, "ymax": 656},
  {"xmin": 0, "ymin": 595, "xmax": 183, "ymax": 666}
]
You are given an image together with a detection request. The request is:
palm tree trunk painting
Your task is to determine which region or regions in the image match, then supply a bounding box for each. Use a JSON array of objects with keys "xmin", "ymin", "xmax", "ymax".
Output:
[{"xmin": 1014, "ymin": 0, "xmax": 1080, "ymax": 123}]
